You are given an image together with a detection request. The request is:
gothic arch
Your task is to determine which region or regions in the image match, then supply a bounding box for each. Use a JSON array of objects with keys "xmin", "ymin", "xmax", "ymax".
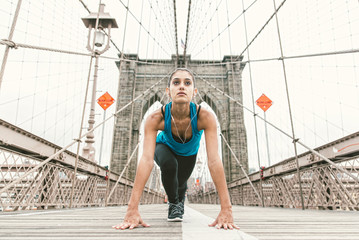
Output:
[{"xmin": 111, "ymin": 54, "xmax": 248, "ymax": 182}]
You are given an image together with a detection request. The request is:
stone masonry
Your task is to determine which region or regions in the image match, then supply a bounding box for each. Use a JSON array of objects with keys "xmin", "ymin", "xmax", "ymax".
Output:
[{"xmin": 111, "ymin": 54, "xmax": 248, "ymax": 183}]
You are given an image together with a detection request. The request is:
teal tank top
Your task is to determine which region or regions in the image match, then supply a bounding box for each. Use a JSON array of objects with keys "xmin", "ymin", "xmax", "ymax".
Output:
[{"xmin": 156, "ymin": 102, "xmax": 204, "ymax": 156}]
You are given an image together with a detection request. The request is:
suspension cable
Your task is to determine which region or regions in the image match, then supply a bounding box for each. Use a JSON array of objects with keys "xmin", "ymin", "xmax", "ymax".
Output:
[
  {"xmin": 0, "ymin": 39, "xmax": 177, "ymax": 66},
  {"xmin": 173, "ymin": 0, "xmax": 179, "ymax": 64},
  {"xmin": 78, "ymin": 0, "xmax": 90, "ymax": 12},
  {"xmin": 108, "ymin": 77, "xmax": 169, "ymax": 203},
  {"xmin": 192, "ymin": 0, "xmax": 258, "ymax": 58},
  {"xmin": 0, "ymin": 0, "xmax": 23, "ymax": 93},
  {"xmin": 116, "ymin": 0, "xmax": 170, "ymax": 56},
  {"xmin": 135, "ymin": 0, "xmax": 145, "ymax": 61},
  {"xmin": 183, "ymin": 0, "xmax": 192, "ymax": 66},
  {"xmin": 0, "ymin": 76, "xmax": 166, "ymax": 196},
  {"xmin": 235, "ymin": 0, "xmax": 287, "ymax": 61},
  {"xmin": 187, "ymin": 0, "xmax": 217, "ymax": 54},
  {"xmin": 0, "ymin": 39, "xmax": 90, "ymax": 56},
  {"xmin": 241, "ymin": 0, "xmax": 265, "ymax": 207},
  {"xmin": 220, "ymin": 133, "xmax": 261, "ymax": 200},
  {"xmin": 224, "ymin": 0, "xmax": 248, "ymax": 186},
  {"xmin": 272, "ymin": 0, "xmax": 305, "ymax": 210},
  {"xmin": 241, "ymin": 0, "xmax": 261, "ymax": 172},
  {"xmin": 195, "ymin": 75, "xmax": 359, "ymax": 183},
  {"xmin": 186, "ymin": 47, "xmax": 359, "ymax": 68},
  {"xmin": 244, "ymin": 48, "xmax": 359, "ymax": 63},
  {"xmin": 106, "ymin": 142, "xmax": 140, "ymax": 204},
  {"xmin": 149, "ymin": 0, "xmax": 176, "ymax": 54}
]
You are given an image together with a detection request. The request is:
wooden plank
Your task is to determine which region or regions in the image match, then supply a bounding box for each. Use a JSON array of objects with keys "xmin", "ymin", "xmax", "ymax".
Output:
[
  {"xmin": 188, "ymin": 204, "xmax": 359, "ymax": 240},
  {"xmin": 0, "ymin": 205, "xmax": 182, "ymax": 240},
  {"xmin": 182, "ymin": 205, "xmax": 257, "ymax": 240},
  {"xmin": 1, "ymin": 203, "xmax": 358, "ymax": 239}
]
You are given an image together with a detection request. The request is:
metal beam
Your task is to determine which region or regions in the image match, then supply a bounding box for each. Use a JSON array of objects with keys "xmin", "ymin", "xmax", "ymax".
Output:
[{"xmin": 0, "ymin": 119, "xmax": 118, "ymax": 181}]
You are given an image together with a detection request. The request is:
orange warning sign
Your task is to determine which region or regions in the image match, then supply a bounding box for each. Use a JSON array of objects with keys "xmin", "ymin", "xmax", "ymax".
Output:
[
  {"xmin": 256, "ymin": 94, "xmax": 272, "ymax": 112},
  {"xmin": 97, "ymin": 92, "xmax": 115, "ymax": 110}
]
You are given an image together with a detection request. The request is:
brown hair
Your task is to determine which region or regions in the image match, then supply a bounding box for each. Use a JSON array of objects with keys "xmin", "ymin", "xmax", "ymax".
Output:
[{"xmin": 168, "ymin": 68, "xmax": 196, "ymax": 87}]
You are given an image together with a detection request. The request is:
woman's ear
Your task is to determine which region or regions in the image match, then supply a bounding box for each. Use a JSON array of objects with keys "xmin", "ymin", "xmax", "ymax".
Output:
[
  {"xmin": 166, "ymin": 87, "xmax": 171, "ymax": 98},
  {"xmin": 193, "ymin": 88, "xmax": 198, "ymax": 97}
]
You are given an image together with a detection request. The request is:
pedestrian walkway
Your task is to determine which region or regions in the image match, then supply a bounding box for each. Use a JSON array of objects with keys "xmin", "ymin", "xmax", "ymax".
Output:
[{"xmin": 0, "ymin": 203, "xmax": 358, "ymax": 239}]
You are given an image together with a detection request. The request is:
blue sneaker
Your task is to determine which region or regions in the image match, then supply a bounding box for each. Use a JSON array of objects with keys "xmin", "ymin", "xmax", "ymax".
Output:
[{"xmin": 167, "ymin": 202, "xmax": 183, "ymax": 222}]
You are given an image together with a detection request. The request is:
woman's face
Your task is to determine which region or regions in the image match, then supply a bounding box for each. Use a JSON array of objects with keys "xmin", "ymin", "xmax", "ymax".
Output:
[{"xmin": 167, "ymin": 70, "xmax": 197, "ymax": 103}]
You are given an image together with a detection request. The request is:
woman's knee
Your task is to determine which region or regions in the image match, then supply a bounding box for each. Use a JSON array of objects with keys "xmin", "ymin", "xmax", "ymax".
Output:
[
  {"xmin": 161, "ymin": 158, "xmax": 178, "ymax": 173},
  {"xmin": 155, "ymin": 144, "xmax": 178, "ymax": 172}
]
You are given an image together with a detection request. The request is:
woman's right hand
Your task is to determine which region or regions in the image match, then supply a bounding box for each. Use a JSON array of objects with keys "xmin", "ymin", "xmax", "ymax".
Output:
[{"xmin": 112, "ymin": 208, "xmax": 150, "ymax": 230}]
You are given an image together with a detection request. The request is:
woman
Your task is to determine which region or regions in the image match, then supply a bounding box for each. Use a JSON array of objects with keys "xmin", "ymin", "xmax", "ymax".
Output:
[{"xmin": 113, "ymin": 68, "xmax": 239, "ymax": 230}]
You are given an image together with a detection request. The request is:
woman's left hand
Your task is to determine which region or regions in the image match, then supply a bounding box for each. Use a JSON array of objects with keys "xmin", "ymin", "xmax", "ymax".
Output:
[{"xmin": 208, "ymin": 208, "xmax": 240, "ymax": 230}]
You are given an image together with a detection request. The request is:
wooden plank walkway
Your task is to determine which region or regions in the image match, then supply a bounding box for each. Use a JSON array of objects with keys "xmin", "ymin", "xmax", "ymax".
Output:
[
  {"xmin": 0, "ymin": 203, "xmax": 358, "ymax": 239},
  {"xmin": 189, "ymin": 204, "xmax": 359, "ymax": 240}
]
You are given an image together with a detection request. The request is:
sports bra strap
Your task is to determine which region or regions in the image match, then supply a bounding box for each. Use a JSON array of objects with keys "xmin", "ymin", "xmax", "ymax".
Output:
[{"xmin": 161, "ymin": 105, "xmax": 165, "ymax": 118}]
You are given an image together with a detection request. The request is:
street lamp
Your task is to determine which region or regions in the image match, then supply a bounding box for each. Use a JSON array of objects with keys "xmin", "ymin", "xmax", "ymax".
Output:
[
  {"xmin": 82, "ymin": 4, "xmax": 118, "ymax": 54},
  {"xmin": 81, "ymin": 4, "xmax": 118, "ymax": 162}
]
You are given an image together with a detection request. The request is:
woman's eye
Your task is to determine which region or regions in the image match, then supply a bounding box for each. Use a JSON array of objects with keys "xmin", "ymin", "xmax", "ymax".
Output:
[{"xmin": 185, "ymin": 82, "xmax": 191, "ymax": 85}]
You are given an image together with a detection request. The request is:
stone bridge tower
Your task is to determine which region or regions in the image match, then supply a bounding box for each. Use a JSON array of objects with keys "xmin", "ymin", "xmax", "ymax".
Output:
[{"xmin": 111, "ymin": 54, "xmax": 248, "ymax": 183}]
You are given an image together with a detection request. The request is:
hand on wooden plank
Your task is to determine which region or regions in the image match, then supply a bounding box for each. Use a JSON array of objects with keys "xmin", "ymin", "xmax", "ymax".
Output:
[
  {"xmin": 112, "ymin": 209, "xmax": 150, "ymax": 230},
  {"xmin": 208, "ymin": 208, "xmax": 240, "ymax": 230}
]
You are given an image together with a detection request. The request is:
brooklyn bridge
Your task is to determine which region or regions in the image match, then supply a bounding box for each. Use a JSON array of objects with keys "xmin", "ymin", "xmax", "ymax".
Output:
[{"xmin": 0, "ymin": 0, "xmax": 358, "ymax": 239}]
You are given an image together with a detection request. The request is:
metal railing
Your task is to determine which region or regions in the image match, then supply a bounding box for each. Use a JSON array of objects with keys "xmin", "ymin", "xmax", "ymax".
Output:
[
  {"xmin": 188, "ymin": 133, "xmax": 359, "ymax": 211},
  {"xmin": 0, "ymin": 147, "xmax": 164, "ymax": 211}
]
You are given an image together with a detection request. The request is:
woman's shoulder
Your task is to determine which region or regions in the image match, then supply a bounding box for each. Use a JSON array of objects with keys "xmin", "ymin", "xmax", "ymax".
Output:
[
  {"xmin": 197, "ymin": 105, "xmax": 212, "ymax": 118},
  {"xmin": 145, "ymin": 106, "xmax": 165, "ymax": 130},
  {"xmin": 197, "ymin": 106, "xmax": 216, "ymax": 130}
]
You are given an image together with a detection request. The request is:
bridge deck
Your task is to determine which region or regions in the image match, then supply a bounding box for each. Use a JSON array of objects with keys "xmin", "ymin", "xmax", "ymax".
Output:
[{"xmin": 0, "ymin": 204, "xmax": 358, "ymax": 240}]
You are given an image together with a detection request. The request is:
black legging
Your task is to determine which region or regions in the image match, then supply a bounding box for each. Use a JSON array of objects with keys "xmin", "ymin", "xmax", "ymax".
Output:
[{"xmin": 154, "ymin": 143, "xmax": 197, "ymax": 204}]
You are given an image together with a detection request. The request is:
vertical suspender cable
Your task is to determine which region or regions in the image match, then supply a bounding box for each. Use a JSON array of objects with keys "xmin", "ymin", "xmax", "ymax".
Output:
[
  {"xmin": 215, "ymin": 0, "xmax": 228, "ymax": 189},
  {"xmin": 236, "ymin": 0, "xmax": 287, "ymax": 62},
  {"xmin": 0, "ymin": 0, "xmax": 22, "ymax": 95},
  {"xmin": 183, "ymin": 0, "xmax": 192, "ymax": 67},
  {"xmin": 128, "ymin": 0, "xmax": 145, "ymax": 182},
  {"xmin": 224, "ymin": 0, "xmax": 234, "ymax": 183},
  {"xmin": 173, "ymin": 0, "xmax": 179, "ymax": 66},
  {"xmin": 121, "ymin": 0, "xmax": 130, "ymax": 54},
  {"xmin": 127, "ymin": 72, "xmax": 136, "ymax": 161},
  {"xmin": 128, "ymin": 0, "xmax": 145, "ymax": 162},
  {"xmin": 108, "ymin": 0, "xmax": 130, "ymax": 203},
  {"xmin": 216, "ymin": 0, "xmax": 223, "ymax": 58},
  {"xmin": 136, "ymin": 0, "xmax": 145, "ymax": 60},
  {"xmin": 225, "ymin": 0, "xmax": 242, "ymax": 184},
  {"xmin": 98, "ymin": 108, "xmax": 106, "ymax": 166},
  {"xmin": 272, "ymin": 0, "xmax": 305, "ymax": 210},
  {"xmin": 120, "ymin": 0, "xmax": 131, "ymax": 202},
  {"xmin": 241, "ymin": 0, "xmax": 265, "ymax": 207}
]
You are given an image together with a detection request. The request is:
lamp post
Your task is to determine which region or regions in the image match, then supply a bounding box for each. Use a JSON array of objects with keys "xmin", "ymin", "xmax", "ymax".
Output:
[{"xmin": 81, "ymin": 4, "xmax": 118, "ymax": 162}]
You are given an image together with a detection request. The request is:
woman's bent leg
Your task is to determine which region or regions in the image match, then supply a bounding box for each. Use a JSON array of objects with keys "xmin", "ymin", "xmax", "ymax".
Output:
[
  {"xmin": 177, "ymin": 154, "xmax": 197, "ymax": 201},
  {"xmin": 154, "ymin": 143, "xmax": 179, "ymax": 203}
]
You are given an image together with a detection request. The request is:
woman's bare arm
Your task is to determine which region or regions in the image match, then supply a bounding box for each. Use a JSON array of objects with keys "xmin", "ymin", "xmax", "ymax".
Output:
[
  {"xmin": 198, "ymin": 109, "xmax": 239, "ymax": 230},
  {"xmin": 113, "ymin": 111, "xmax": 162, "ymax": 230}
]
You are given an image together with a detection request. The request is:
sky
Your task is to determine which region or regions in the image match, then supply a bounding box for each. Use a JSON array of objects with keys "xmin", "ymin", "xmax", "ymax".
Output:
[{"xmin": 0, "ymin": 0, "xmax": 359, "ymax": 180}]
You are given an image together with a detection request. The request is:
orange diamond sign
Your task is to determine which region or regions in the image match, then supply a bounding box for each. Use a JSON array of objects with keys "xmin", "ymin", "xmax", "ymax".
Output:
[
  {"xmin": 97, "ymin": 92, "xmax": 115, "ymax": 110},
  {"xmin": 256, "ymin": 94, "xmax": 272, "ymax": 112}
]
